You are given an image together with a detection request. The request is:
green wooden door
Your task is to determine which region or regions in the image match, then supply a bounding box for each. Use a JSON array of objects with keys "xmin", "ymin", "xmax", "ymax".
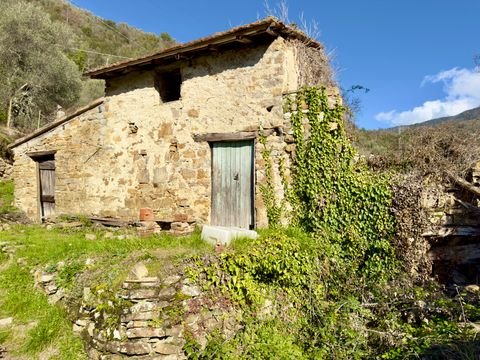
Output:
[{"xmin": 211, "ymin": 141, "xmax": 254, "ymax": 229}]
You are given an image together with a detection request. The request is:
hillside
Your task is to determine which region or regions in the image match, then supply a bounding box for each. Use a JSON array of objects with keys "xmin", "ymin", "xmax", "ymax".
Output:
[
  {"xmin": 387, "ymin": 106, "xmax": 480, "ymax": 132},
  {"xmin": 415, "ymin": 106, "xmax": 480, "ymax": 127},
  {"xmin": 0, "ymin": 0, "xmax": 175, "ymax": 132},
  {"xmin": 28, "ymin": 0, "xmax": 176, "ymax": 71},
  {"xmin": 353, "ymin": 111, "xmax": 480, "ymax": 176}
]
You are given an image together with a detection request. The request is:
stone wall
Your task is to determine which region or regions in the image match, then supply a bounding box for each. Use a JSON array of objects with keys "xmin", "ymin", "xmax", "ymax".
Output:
[
  {"xmin": 0, "ymin": 158, "xmax": 12, "ymax": 180},
  {"xmin": 12, "ymin": 37, "xmax": 335, "ymax": 228},
  {"xmin": 12, "ymin": 105, "xmax": 107, "ymax": 220},
  {"xmin": 392, "ymin": 168, "xmax": 480, "ymax": 285},
  {"xmin": 421, "ymin": 174, "xmax": 480, "ymax": 285},
  {"xmin": 293, "ymin": 39, "xmax": 334, "ymax": 89},
  {"xmin": 34, "ymin": 261, "xmax": 241, "ymax": 360}
]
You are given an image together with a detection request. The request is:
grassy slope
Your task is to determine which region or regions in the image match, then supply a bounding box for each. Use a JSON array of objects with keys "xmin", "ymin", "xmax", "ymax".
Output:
[{"xmin": 0, "ymin": 217, "xmax": 211, "ymax": 358}]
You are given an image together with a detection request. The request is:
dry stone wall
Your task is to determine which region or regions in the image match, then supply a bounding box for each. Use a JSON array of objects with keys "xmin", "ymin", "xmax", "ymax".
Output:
[
  {"xmin": 34, "ymin": 261, "xmax": 241, "ymax": 360},
  {"xmin": 395, "ymin": 168, "xmax": 480, "ymax": 284},
  {"xmin": 421, "ymin": 175, "xmax": 480, "ymax": 285},
  {"xmin": 0, "ymin": 158, "xmax": 12, "ymax": 180}
]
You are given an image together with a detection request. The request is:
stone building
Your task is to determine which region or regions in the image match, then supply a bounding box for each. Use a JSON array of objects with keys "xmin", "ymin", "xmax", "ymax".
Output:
[{"xmin": 8, "ymin": 17, "xmax": 336, "ymax": 230}]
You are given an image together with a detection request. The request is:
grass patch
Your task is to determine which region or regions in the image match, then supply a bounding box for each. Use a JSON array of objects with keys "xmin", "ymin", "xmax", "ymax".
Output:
[
  {"xmin": 0, "ymin": 180, "xmax": 15, "ymax": 214},
  {"xmin": 0, "ymin": 226, "xmax": 209, "ymax": 267},
  {"xmin": 0, "ymin": 263, "xmax": 85, "ymax": 358},
  {"xmin": 0, "ymin": 328, "xmax": 10, "ymax": 344}
]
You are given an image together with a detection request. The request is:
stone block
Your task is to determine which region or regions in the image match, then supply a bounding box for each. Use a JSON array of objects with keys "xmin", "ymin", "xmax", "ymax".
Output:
[
  {"xmin": 158, "ymin": 287, "xmax": 176, "ymax": 301},
  {"xmin": 201, "ymin": 225, "xmax": 258, "ymax": 246},
  {"xmin": 174, "ymin": 214, "xmax": 188, "ymax": 222},
  {"xmin": 40, "ymin": 274, "xmax": 55, "ymax": 283},
  {"xmin": 129, "ymin": 263, "xmax": 149, "ymax": 280},
  {"xmin": 119, "ymin": 342, "xmax": 151, "ymax": 356},
  {"xmin": 163, "ymin": 275, "xmax": 181, "ymax": 286},
  {"xmin": 130, "ymin": 300, "xmax": 157, "ymax": 313},
  {"xmin": 72, "ymin": 323, "xmax": 84, "ymax": 333},
  {"xmin": 128, "ymin": 289, "xmax": 157, "ymax": 300},
  {"xmin": 0, "ymin": 318, "xmax": 13, "ymax": 328},
  {"xmin": 180, "ymin": 168, "xmax": 196, "ymax": 180},
  {"xmin": 165, "ymin": 325, "xmax": 182, "ymax": 337},
  {"xmin": 181, "ymin": 284, "xmax": 201, "ymax": 297},
  {"xmin": 48, "ymin": 288, "xmax": 65, "ymax": 305},
  {"xmin": 127, "ymin": 320, "xmax": 149, "ymax": 329},
  {"xmin": 188, "ymin": 109, "xmax": 199, "ymax": 118},
  {"xmin": 126, "ymin": 327, "xmax": 166, "ymax": 339},
  {"xmin": 45, "ymin": 284, "xmax": 58, "ymax": 294},
  {"xmin": 122, "ymin": 311, "xmax": 157, "ymax": 322},
  {"xmin": 154, "ymin": 342, "xmax": 180, "ymax": 355},
  {"xmin": 171, "ymin": 222, "xmax": 190, "ymax": 233}
]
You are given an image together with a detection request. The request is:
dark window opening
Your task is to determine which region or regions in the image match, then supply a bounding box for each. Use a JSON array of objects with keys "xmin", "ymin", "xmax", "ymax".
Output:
[{"xmin": 154, "ymin": 69, "xmax": 182, "ymax": 102}]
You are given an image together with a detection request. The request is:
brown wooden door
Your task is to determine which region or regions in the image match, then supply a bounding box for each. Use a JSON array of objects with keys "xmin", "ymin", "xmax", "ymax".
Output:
[
  {"xmin": 38, "ymin": 157, "xmax": 55, "ymax": 219},
  {"xmin": 211, "ymin": 141, "xmax": 254, "ymax": 229}
]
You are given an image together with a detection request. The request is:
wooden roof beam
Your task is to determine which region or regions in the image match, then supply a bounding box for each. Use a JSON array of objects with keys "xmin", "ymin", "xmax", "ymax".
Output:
[{"xmin": 236, "ymin": 35, "xmax": 253, "ymax": 44}]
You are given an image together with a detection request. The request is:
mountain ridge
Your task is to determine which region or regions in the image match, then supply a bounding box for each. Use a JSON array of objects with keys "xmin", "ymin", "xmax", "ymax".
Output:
[{"xmin": 388, "ymin": 106, "xmax": 480, "ymax": 131}]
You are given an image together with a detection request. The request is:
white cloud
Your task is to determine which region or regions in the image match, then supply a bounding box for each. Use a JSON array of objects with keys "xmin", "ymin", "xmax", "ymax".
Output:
[{"xmin": 376, "ymin": 67, "xmax": 480, "ymax": 126}]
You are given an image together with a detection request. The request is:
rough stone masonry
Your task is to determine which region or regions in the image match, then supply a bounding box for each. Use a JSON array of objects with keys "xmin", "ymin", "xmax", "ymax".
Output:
[{"xmin": 9, "ymin": 18, "xmax": 337, "ymax": 230}]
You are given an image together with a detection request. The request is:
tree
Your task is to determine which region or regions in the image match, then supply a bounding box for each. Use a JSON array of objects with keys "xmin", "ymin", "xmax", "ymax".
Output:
[{"xmin": 0, "ymin": 0, "xmax": 82, "ymax": 130}]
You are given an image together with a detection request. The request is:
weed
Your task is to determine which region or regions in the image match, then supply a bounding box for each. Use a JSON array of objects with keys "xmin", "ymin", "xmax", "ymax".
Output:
[{"xmin": 56, "ymin": 261, "xmax": 84, "ymax": 290}]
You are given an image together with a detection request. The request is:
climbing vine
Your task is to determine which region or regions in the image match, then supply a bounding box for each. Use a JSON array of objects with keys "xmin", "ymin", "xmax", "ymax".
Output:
[
  {"xmin": 258, "ymin": 132, "xmax": 283, "ymax": 227},
  {"xmin": 286, "ymin": 87, "xmax": 397, "ymax": 281},
  {"xmin": 189, "ymin": 87, "xmax": 468, "ymax": 359}
]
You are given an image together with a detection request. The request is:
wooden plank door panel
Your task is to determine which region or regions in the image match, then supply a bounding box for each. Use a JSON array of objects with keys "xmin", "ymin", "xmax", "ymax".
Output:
[
  {"xmin": 211, "ymin": 140, "xmax": 253, "ymax": 228},
  {"xmin": 38, "ymin": 158, "xmax": 55, "ymax": 219}
]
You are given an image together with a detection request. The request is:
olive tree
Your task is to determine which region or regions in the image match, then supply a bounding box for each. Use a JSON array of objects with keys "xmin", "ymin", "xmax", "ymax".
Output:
[{"xmin": 0, "ymin": 0, "xmax": 82, "ymax": 130}]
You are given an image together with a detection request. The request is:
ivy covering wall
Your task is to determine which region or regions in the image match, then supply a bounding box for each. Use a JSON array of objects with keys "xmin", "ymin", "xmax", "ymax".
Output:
[{"xmin": 186, "ymin": 87, "xmax": 479, "ymax": 359}]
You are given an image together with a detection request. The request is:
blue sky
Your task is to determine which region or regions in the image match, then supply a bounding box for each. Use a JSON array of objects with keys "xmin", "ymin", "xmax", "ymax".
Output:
[{"xmin": 71, "ymin": 0, "xmax": 480, "ymax": 129}]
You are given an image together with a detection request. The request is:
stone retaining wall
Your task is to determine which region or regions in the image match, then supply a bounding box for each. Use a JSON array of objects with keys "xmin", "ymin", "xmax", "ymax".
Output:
[
  {"xmin": 0, "ymin": 158, "xmax": 12, "ymax": 180},
  {"xmin": 35, "ymin": 262, "xmax": 241, "ymax": 359},
  {"xmin": 417, "ymin": 171, "xmax": 480, "ymax": 284}
]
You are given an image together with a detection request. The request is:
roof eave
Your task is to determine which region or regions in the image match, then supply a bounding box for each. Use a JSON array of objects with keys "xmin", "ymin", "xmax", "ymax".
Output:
[
  {"xmin": 8, "ymin": 98, "xmax": 104, "ymax": 150},
  {"xmin": 85, "ymin": 18, "xmax": 322, "ymax": 80},
  {"xmin": 86, "ymin": 22, "xmax": 274, "ymax": 79}
]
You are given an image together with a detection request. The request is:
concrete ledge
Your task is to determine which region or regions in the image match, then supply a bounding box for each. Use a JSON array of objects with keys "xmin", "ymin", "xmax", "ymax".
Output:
[{"xmin": 201, "ymin": 225, "xmax": 258, "ymax": 246}]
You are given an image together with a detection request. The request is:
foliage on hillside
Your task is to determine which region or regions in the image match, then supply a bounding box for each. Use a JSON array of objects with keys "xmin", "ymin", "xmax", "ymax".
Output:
[
  {"xmin": 0, "ymin": 0, "xmax": 175, "ymax": 132},
  {"xmin": 0, "ymin": 127, "xmax": 16, "ymax": 160},
  {"xmin": 353, "ymin": 119, "xmax": 480, "ymax": 178},
  {"xmin": 0, "ymin": 1, "xmax": 82, "ymax": 130},
  {"xmin": 28, "ymin": 0, "xmax": 175, "ymax": 71}
]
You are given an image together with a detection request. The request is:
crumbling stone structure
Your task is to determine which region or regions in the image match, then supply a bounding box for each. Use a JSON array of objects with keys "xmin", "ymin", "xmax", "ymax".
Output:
[
  {"xmin": 396, "ymin": 164, "xmax": 480, "ymax": 285},
  {"xmin": 8, "ymin": 17, "xmax": 337, "ymax": 230}
]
